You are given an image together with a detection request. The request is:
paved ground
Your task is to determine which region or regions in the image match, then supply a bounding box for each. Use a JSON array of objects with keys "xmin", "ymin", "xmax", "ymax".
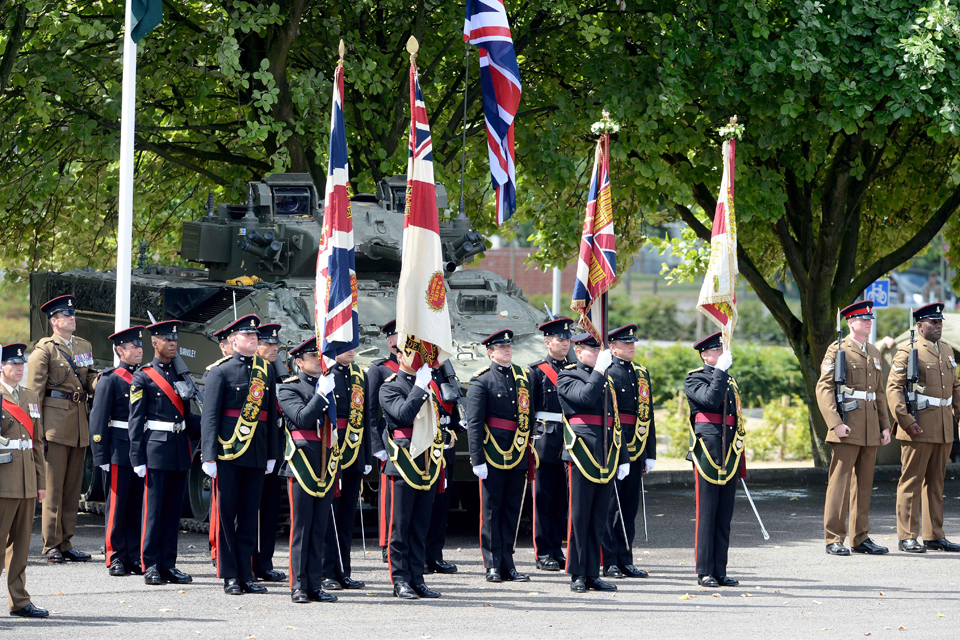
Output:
[{"xmin": 3, "ymin": 476, "xmax": 960, "ymax": 640}]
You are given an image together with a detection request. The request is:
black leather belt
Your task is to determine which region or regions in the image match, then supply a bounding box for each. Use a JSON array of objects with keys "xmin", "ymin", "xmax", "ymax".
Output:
[{"xmin": 46, "ymin": 389, "xmax": 87, "ymax": 403}]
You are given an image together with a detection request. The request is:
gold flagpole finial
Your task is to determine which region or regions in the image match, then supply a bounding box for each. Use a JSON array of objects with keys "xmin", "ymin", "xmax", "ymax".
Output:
[
  {"xmin": 338, "ymin": 39, "xmax": 345, "ymax": 65},
  {"xmin": 602, "ymin": 109, "xmax": 611, "ymax": 122},
  {"xmin": 406, "ymin": 36, "xmax": 419, "ymax": 64},
  {"xmin": 728, "ymin": 115, "xmax": 738, "ymax": 126}
]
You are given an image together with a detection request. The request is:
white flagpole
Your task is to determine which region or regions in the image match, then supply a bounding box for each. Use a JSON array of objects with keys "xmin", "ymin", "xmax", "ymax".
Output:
[{"xmin": 114, "ymin": 0, "xmax": 137, "ymax": 363}]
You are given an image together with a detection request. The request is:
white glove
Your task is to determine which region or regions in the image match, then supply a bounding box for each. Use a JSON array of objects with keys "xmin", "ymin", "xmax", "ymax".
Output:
[
  {"xmin": 595, "ymin": 349, "xmax": 613, "ymax": 373},
  {"xmin": 363, "ymin": 464, "xmax": 372, "ymax": 475},
  {"xmin": 99, "ymin": 463, "xmax": 110, "ymax": 472},
  {"xmin": 373, "ymin": 450, "xmax": 388, "ymax": 462},
  {"xmin": 202, "ymin": 461, "xmax": 217, "ymax": 478},
  {"xmin": 316, "ymin": 374, "xmax": 335, "ymax": 396},
  {"xmin": 265, "ymin": 459, "xmax": 276, "ymax": 474},
  {"xmin": 716, "ymin": 349, "xmax": 733, "ymax": 371},
  {"xmin": 644, "ymin": 458, "xmax": 655, "ymax": 474},
  {"xmin": 472, "ymin": 463, "xmax": 489, "ymax": 480},
  {"xmin": 617, "ymin": 463, "xmax": 630, "ymax": 481},
  {"xmin": 134, "ymin": 465, "xmax": 147, "ymax": 478},
  {"xmin": 415, "ymin": 364, "xmax": 433, "ymax": 389}
]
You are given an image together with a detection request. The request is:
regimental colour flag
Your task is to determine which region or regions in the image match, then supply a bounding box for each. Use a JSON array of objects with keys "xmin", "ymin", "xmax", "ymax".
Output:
[
  {"xmin": 571, "ymin": 133, "xmax": 617, "ymax": 343},
  {"xmin": 315, "ymin": 59, "xmax": 359, "ymax": 374},
  {"xmin": 464, "ymin": 0, "xmax": 522, "ymax": 226},
  {"xmin": 697, "ymin": 138, "xmax": 739, "ymax": 345}
]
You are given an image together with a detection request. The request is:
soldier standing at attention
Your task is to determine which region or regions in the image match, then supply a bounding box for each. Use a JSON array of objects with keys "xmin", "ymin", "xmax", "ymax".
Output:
[
  {"xmin": 528, "ymin": 317, "xmax": 573, "ymax": 572},
  {"xmin": 205, "ymin": 324, "xmax": 233, "ymax": 567},
  {"xmin": 601, "ymin": 324, "xmax": 655, "ymax": 579},
  {"xmin": 128, "ymin": 320, "xmax": 200, "ymax": 586},
  {"xmin": 379, "ymin": 358, "xmax": 444, "ymax": 600},
  {"xmin": 251, "ymin": 322, "xmax": 287, "ymax": 583},
  {"xmin": 685, "ymin": 332, "xmax": 744, "ymax": 587},
  {"xmin": 424, "ymin": 362, "xmax": 461, "ymax": 575},
  {"xmin": 201, "ymin": 314, "xmax": 279, "ymax": 595},
  {"xmin": 816, "ymin": 300, "xmax": 891, "ymax": 556},
  {"xmin": 1, "ymin": 342, "xmax": 49, "ymax": 618},
  {"xmin": 466, "ymin": 329, "xmax": 532, "ymax": 584},
  {"xmin": 886, "ymin": 303, "xmax": 960, "ymax": 553},
  {"xmin": 89, "ymin": 326, "xmax": 145, "ymax": 576},
  {"xmin": 368, "ymin": 320, "xmax": 401, "ymax": 564},
  {"xmin": 279, "ymin": 337, "xmax": 339, "ymax": 604},
  {"xmin": 557, "ymin": 333, "xmax": 626, "ymax": 593},
  {"xmin": 322, "ymin": 348, "xmax": 371, "ymax": 591},
  {"xmin": 27, "ymin": 294, "xmax": 96, "ymax": 564}
]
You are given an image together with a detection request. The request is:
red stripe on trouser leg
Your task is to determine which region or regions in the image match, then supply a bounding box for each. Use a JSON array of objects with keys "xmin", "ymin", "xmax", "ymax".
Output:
[
  {"xmin": 565, "ymin": 463, "xmax": 572, "ymax": 572},
  {"xmin": 478, "ymin": 478, "xmax": 485, "ymax": 569},
  {"xmin": 531, "ymin": 476, "xmax": 538, "ymax": 558},
  {"xmin": 379, "ymin": 470, "xmax": 387, "ymax": 548},
  {"xmin": 387, "ymin": 477, "xmax": 396, "ymax": 584},
  {"xmin": 140, "ymin": 471, "xmax": 149, "ymax": 569},
  {"xmin": 209, "ymin": 478, "xmax": 218, "ymax": 562},
  {"xmin": 287, "ymin": 478, "xmax": 294, "ymax": 591},
  {"xmin": 105, "ymin": 464, "xmax": 118, "ymax": 567},
  {"xmin": 215, "ymin": 477, "xmax": 222, "ymax": 578},
  {"xmin": 694, "ymin": 470, "xmax": 699, "ymax": 569}
]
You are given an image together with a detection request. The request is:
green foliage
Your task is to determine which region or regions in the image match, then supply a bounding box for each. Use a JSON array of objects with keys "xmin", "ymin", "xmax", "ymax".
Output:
[
  {"xmin": 748, "ymin": 395, "xmax": 812, "ymax": 462},
  {"xmin": 0, "ymin": 282, "xmax": 29, "ymax": 345},
  {"xmin": 736, "ymin": 300, "xmax": 790, "ymax": 346},
  {"xmin": 655, "ymin": 394, "xmax": 692, "ymax": 459}
]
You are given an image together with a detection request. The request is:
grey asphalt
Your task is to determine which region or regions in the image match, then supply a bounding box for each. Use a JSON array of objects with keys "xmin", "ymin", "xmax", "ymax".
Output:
[{"xmin": 3, "ymin": 476, "xmax": 960, "ymax": 640}]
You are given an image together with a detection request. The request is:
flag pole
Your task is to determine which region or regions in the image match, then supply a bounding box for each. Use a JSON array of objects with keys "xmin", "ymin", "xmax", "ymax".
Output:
[
  {"xmin": 599, "ymin": 119, "xmax": 611, "ymax": 470},
  {"xmin": 114, "ymin": 0, "xmax": 137, "ymax": 362}
]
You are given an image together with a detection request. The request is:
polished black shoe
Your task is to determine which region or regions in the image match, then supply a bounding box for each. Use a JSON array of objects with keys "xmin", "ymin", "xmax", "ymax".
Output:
[
  {"xmin": 586, "ymin": 577, "xmax": 617, "ymax": 592},
  {"xmin": 256, "ymin": 569, "xmax": 287, "ymax": 582},
  {"xmin": 241, "ymin": 581, "xmax": 267, "ymax": 594},
  {"xmin": 338, "ymin": 576, "xmax": 365, "ymax": 589},
  {"xmin": 426, "ymin": 559, "xmax": 458, "ymax": 574},
  {"xmin": 321, "ymin": 578, "xmax": 344, "ymax": 591},
  {"xmin": 45, "ymin": 548, "xmax": 64, "ymax": 564},
  {"xmin": 308, "ymin": 588, "xmax": 338, "ymax": 603},
  {"xmin": 10, "ymin": 603, "xmax": 49, "ymax": 618},
  {"xmin": 411, "ymin": 583, "xmax": 441, "ymax": 598},
  {"xmin": 899, "ymin": 538, "xmax": 926, "ymax": 553},
  {"xmin": 570, "ymin": 575, "xmax": 587, "ymax": 593},
  {"xmin": 536, "ymin": 556, "xmax": 560, "ymax": 571},
  {"xmin": 486, "ymin": 567, "xmax": 502, "ymax": 583},
  {"xmin": 826, "ymin": 542, "xmax": 851, "ymax": 556},
  {"xmin": 163, "ymin": 568, "xmax": 193, "ymax": 584},
  {"xmin": 144, "ymin": 567, "xmax": 164, "ymax": 585},
  {"xmin": 698, "ymin": 575, "xmax": 720, "ymax": 587},
  {"xmin": 381, "ymin": 547, "xmax": 389, "ymax": 563},
  {"xmin": 924, "ymin": 538, "xmax": 960, "ymax": 552},
  {"xmin": 291, "ymin": 589, "xmax": 310, "ymax": 604},
  {"xmin": 851, "ymin": 538, "xmax": 888, "ymax": 555},
  {"xmin": 224, "ymin": 578, "xmax": 243, "ymax": 595},
  {"xmin": 61, "ymin": 548, "xmax": 91, "ymax": 562},
  {"xmin": 603, "ymin": 565, "xmax": 625, "ymax": 579},
  {"xmin": 393, "ymin": 581, "xmax": 419, "ymax": 600},
  {"xmin": 556, "ymin": 555, "xmax": 566, "ymax": 567},
  {"xmin": 504, "ymin": 568, "xmax": 530, "ymax": 582},
  {"xmin": 620, "ymin": 565, "xmax": 649, "ymax": 578},
  {"xmin": 128, "ymin": 560, "xmax": 144, "ymax": 575},
  {"xmin": 718, "ymin": 576, "xmax": 739, "ymax": 587},
  {"xmin": 108, "ymin": 559, "xmax": 126, "ymax": 576}
]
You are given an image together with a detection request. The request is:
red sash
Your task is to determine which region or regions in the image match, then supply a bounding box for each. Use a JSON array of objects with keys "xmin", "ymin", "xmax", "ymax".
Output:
[
  {"xmin": 536, "ymin": 362, "xmax": 558, "ymax": 387},
  {"xmin": 428, "ymin": 379, "xmax": 455, "ymax": 414},
  {"xmin": 2, "ymin": 398, "xmax": 33, "ymax": 439},
  {"xmin": 143, "ymin": 367, "xmax": 185, "ymax": 417},
  {"xmin": 383, "ymin": 359, "xmax": 400, "ymax": 374},
  {"xmin": 114, "ymin": 368, "xmax": 134, "ymax": 384}
]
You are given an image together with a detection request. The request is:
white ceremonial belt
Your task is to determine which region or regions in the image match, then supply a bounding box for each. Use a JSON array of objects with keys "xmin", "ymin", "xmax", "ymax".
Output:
[
  {"xmin": 917, "ymin": 394, "xmax": 953, "ymax": 408},
  {"xmin": 535, "ymin": 411, "xmax": 563, "ymax": 422},
  {"xmin": 146, "ymin": 420, "xmax": 184, "ymax": 433},
  {"xmin": 109, "ymin": 420, "xmax": 129, "ymax": 430},
  {"xmin": 0, "ymin": 439, "xmax": 33, "ymax": 451},
  {"xmin": 844, "ymin": 390, "xmax": 876, "ymax": 401}
]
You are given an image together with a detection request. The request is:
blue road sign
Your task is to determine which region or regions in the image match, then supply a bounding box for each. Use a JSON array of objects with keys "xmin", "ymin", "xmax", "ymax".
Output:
[{"xmin": 865, "ymin": 279, "xmax": 890, "ymax": 308}]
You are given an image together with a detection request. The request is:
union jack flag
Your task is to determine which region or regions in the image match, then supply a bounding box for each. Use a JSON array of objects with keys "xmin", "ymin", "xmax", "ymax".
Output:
[
  {"xmin": 315, "ymin": 61, "xmax": 359, "ymax": 373},
  {"xmin": 571, "ymin": 133, "xmax": 617, "ymax": 343},
  {"xmin": 464, "ymin": 0, "xmax": 522, "ymax": 226}
]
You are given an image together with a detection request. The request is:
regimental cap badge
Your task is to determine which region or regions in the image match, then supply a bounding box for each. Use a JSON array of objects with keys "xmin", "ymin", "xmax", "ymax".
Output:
[
  {"xmin": 250, "ymin": 319, "xmax": 256, "ymax": 326},
  {"xmin": 67, "ymin": 298, "xmax": 73, "ymax": 307},
  {"xmin": 272, "ymin": 329, "xmax": 277, "ymax": 337},
  {"xmin": 17, "ymin": 348, "xmax": 22, "ymax": 356}
]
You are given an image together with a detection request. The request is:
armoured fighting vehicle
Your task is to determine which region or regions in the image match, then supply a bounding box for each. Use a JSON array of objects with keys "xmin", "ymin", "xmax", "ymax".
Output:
[{"xmin": 29, "ymin": 173, "xmax": 548, "ymax": 523}]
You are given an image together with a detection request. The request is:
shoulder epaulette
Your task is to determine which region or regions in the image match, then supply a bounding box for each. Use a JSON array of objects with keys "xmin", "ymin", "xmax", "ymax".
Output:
[
  {"xmin": 529, "ymin": 359, "xmax": 546, "ymax": 368},
  {"xmin": 384, "ymin": 373, "xmax": 398, "ymax": 383},
  {"xmin": 206, "ymin": 355, "xmax": 231, "ymax": 371},
  {"xmin": 372, "ymin": 358, "xmax": 388, "ymax": 366},
  {"xmin": 687, "ymin": 367, "xmax": 704, "ymax": 374},
  {"xmin": 564, "ymin": 363, "xmax": 577, "ymax": 370},
  {"xmin": 35, "ymin": 336, "xmax": 54, "ymax": 346},
  {"xmin": 98, "ymin": 366, "xmax": 117, "ymax": 377},
  {"xmin": 472, "ymin": 365, "xmax": 490, "ymax": 378},
  {"xmin": 139, "ymin": 363, "xmax": 154, "ymax": 370},
  {"xmin": 282, "ymin": 374, "xmax": 299, "ymax": 383}
]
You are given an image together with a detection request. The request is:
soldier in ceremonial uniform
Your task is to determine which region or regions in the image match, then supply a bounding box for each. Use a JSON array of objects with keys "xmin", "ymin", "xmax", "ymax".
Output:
[
  {"xmin": 251, "ymin": 323, "xmax": 287, "ymax": 583},
  {"xmin": 557, "ymin": 333, "xmax": 626, "ymax": 593},
  {"xmin": 322, "ymin": 348, "xmax": 371, "ymax": 591},
  {"xmin": 205, "ymin": 324, "xmax": 233, "ymax": 567},
  {"xmin": 0, "ymin": 343, "xmax": 49, "ymax": 618},
  {"xmin": 601, "ymin": 324, "xmax": 655, "ymax": 579},
  {"xmin": 278, "ymin": 337, "xmax": 339, "ymax": 603},
  {"xmin": 685, "ymin": 332, "xmax": 744, "ymax": 587},
  {"xmin": 816, "ymin": 301, "xmax": 891, "ymax": 556},
  {"xmin": 886, "ymin": 303, "xmax": 960, "ymax": 553},
  {"xmin": 379, "ymin": 358, "xmax": 444, "ymax": 599},
  {"xmin": 27, "ymin": 294, "xmax": 96, "ymax": 563},
  {"xmin": 128, "ymin": 320, "xmax": 199, "ymax": 585},
  {"xmin": 89, "ymin": 326, "xmax": 145, "ymax": 576},
  {"xmin": 201, "ymin": 314, "xmax": 279, "ymax": 595},
  {"xmin": 424, "ymin": 363, "xmax": 460, "ymax": 575},
  {"xmin": 467, "ymin": 329, "xmax": 532, "ymax": 584},
  {"xmin": 369, "ymin": 320, "xmax": 401, "ymax": 564},
  {"xmin": 528, "ymin": 317, "xmax": 573, "ymax": 572}
]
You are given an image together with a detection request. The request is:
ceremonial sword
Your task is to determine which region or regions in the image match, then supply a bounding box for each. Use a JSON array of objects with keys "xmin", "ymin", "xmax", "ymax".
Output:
[
  {"xmin": 640, "ymin": 473, "xmax": 648, "ymax": 542},
  {"xmin": 740, "ymin": 478, "xmax": 770, "ymax": 540}
]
